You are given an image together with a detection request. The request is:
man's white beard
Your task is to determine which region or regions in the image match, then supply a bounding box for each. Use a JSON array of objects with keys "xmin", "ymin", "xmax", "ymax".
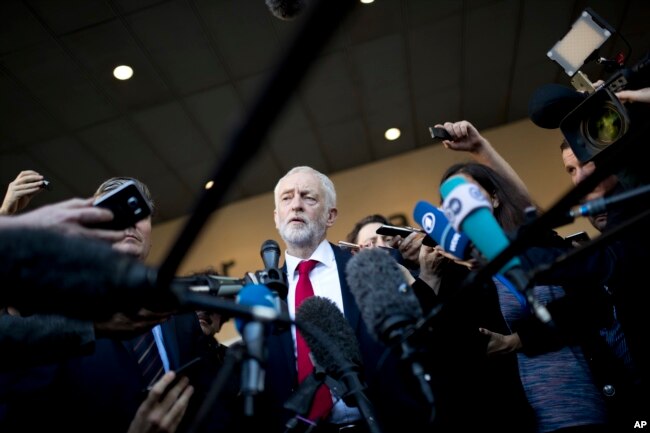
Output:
[{"xmin": 280, "ymin": 215, "xmax": 327, "ymax": 248}]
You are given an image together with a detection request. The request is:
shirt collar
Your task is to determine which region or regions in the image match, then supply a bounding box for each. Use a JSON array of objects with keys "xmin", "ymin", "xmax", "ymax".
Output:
[{"xmin": 285, "ymin": 239, "xmax": 334, "ymax": 278}]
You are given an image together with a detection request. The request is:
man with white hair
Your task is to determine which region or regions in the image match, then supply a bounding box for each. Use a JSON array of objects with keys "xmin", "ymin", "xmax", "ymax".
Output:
[{"xmin": 246, "ymin": 166, "xmax": 428, "ymax": 433}]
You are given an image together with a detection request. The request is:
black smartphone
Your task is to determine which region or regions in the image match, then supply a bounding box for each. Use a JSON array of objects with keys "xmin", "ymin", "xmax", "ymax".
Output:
[
  {"xmin": 565, "ymin": 231, "xmax": 591, "ymax": 245},
  {"xmin": 172, "ymin": 357, "xmax": 203, "ymax": 378},
  {"xmin": 88, "ymin": 180, "xmax": 152, "ymax": 230},
  {"xmin": 375, "ymin": 224, "xmax": 437, "ymax": 247},
  {"xmin": 429, "ymin": 126, "xmax": 453, "ymax": 141},
  {"xmin": 149, "ymin": 357, "xmax": 204, "ymax": 393}
]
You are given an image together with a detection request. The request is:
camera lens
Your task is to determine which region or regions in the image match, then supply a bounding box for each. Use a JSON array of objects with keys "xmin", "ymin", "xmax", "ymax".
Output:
[
  {"xmin": 584, "ymin": 101, "xmax": 626, "ymax": 149},
  {"xmin": 127, "ymin": 197, "xmax": 138, "ymax": 208}
]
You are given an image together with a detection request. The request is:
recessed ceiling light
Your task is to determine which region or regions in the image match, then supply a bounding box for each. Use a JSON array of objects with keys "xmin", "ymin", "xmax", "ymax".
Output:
[
  {"xmin": 384, "ymin": 127, "xmax": 401, "ymax": 141},
  {"xmin": 361, "ymin": 0, "xmax": 375, "ymax": 4},
  {"xmin": 205, "ymin": 180, "xmax": 214, "ymax": 190},
  {"xmin": 113, "ymin": 65, "xmax": 133, "ymax": 80}
]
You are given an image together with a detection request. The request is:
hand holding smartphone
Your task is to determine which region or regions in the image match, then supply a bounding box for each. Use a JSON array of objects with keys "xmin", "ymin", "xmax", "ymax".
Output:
[
  {"xmin": 429, "ymin": 126, "xmax": 453, "ymax": 141},
  {"xmin": 148, "ymin": 357, "xmax": 204, "ymax": 394},
  {"xmin": 375, "ymin": 224, "xmax": 437, "ymax": 247},
  {"xmin": 87, "ymin": 180, "xmax": 152, "ymax": 230}
]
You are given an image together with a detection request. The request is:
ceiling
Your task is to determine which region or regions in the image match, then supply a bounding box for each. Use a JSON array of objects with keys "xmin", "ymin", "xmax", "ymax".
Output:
[{"xmin": 1, "ymin": 0, "xmax": 649, "ymax": 225}]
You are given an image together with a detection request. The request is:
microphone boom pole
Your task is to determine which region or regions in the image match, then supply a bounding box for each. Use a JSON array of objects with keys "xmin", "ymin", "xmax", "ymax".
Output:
[{"xmin": 156, "ymin": 0, "xmax": 358, "ymax": 290}]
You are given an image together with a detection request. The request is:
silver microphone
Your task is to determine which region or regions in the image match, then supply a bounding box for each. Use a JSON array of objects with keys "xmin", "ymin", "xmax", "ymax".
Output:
[{"xmin": 175, "ymin": 275, "xmax": 246, "ymax": 296}]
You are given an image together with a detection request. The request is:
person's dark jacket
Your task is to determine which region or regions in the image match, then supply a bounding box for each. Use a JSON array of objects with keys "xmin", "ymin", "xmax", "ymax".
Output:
[{"xmin": 237, "ymin": 243, "xmax": 432, "ymax": 433}]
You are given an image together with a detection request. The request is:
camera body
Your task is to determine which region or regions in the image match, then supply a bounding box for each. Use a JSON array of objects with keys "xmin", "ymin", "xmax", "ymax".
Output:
[
  {"xmin": 560, "ymin": 58, "xmax": 650, "ymax": 165},
  {"xmin": 254, "ymin": 267, "xmax": 288, "ymax": 299},
  {"xmin": 543, "ymin": 6, "xmax": 650, "ymax": 188}
]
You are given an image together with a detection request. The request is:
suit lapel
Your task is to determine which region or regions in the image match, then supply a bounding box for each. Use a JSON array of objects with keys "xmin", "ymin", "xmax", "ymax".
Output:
[
  {"xmin": 277, "ymin": 242, "xmax": 361, "ymax": 374},
  {"xmin": 330, "ymin": 242, "xmax": 361, "ymax": 332}
]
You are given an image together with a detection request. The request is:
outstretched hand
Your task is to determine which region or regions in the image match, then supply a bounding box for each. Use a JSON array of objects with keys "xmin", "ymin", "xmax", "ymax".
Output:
[
  {"xmin": 435, "ymin": 121, "xmax": 487, "ymax": 154},
  {"xmin": 127, "ymin": 372, "xmax": 194, "ymax": 433},
  {"xmin": 94, "ymin": 308, "xmax": 171, "ymax": 340},
  {"xmin": 478, "ymin": 327, "xmax": 522, "ymax": 357},
  {"xmin": 2, "ymin": 197, "xmax": 126, "ymax": 242},
  {"xmin": 0, "ymin": 170, "xmax": 46, "ymax": 215},
  {"xmin": 616, "ymin": 87, "xmax": 650, "ymax": 104}
]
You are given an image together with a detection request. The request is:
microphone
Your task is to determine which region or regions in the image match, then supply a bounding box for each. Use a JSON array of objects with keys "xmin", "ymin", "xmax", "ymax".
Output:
[
  {"xmin": 173, "ymin": 239, "xmax": 288, "ymax": 299},
  {"xmin": 261, "ymin": 239, "xmax": 281, "ymax": 270},
  {"xmin": 257, "ymin": 239, "xmax": 289, "ymax": 299},
  {"xmin": 174, "ymin": 274, "xmax": 246, "ymax": 296},
  {"xmin": 0, "ymin": 228, "xmax": 167, "ymax": 319},
  {"xmin": 568, "ymin": 183, "xmax": 650, "ymax": 219},
  {"xmin": 528, "ymin": 83, "xmax": 588, "ymax": 129},
  {"xmin": 296, "ymin": 296, "xmax": 382, "ymax": 433},
  {"xmin": 345, "ymin": 248, "xmax": 436, "ymax": 413},
  {"xmin": 439, "ymin": 176, "xmax": 552, "ymax": 324},
  {"xmin": 412, "ymin": 200, "xmax": 473, "ymax": 260},
  {"xmin": 440, "ymin": 175, "xmax": 521, "ymax": 273},
  {"xmin": 0, "ymin": 227, "xmax": 289, "ymax": 327},
  {"xmin": 235, "ymin": 284, "xmax": 277, "ymax": 416},
  {"xmin": 265, "ymin": 0, "xmax": 307, "ymax": 20}
]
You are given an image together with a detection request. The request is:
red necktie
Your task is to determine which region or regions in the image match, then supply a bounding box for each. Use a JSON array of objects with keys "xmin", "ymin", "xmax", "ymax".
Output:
[{"xmin": 295, "ymin": 259, "xmax": 333, "ymax": 420}]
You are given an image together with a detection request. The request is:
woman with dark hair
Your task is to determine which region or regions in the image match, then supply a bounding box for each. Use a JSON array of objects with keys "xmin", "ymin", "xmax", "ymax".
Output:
[
  {"xmin": 437, "ymin": 162, "xmax": 611, "ymax": 433},
  {"xmin": 345, "ymin": 213, "xmax": 392, "ymax": 248},
  {"xmin": 440, "ymin": 162, "xmax": 534, "ymax": 233}
]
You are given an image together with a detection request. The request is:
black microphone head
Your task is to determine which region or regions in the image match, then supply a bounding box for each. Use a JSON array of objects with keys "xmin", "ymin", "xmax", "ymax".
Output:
[
  {"xmin": 265, "ymin": 0, "xmax": 307, "ymax": 20},
  {"xmin": 528, "ymin": 83, "xmax": 588, "ymax": 129},
  {"xmin": 260, "ymin": 239, "xmax": 281, "ymax": 270},
  {"xmin": 296, "ymin": 296, "xmax": 362, "ymax": 372},
  {"xmin": 0, "ymin": 228, "xmax": 163, "ymax": 319},
  {"xmin": 345, "ymin": 248, "xmax": 422, "ymax": 343}
]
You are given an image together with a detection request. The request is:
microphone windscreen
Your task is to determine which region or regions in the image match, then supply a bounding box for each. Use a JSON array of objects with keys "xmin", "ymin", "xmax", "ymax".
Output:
[
  {"xmin": 413, "ymin": 200, "xmax": 472, "ymax": 260},
  {"xmin": 265, "ymin": 0, "xmax": 307, "ymax": 20},
  {"xmin": 528, "ymin": 83, "xmax": 587, "ymax": 129},
  {"xmin": 0, "ymin": 228, "xmax": 159, "ymax": 319},
  {"xmin": 235, "ymin": 284, "xmax": 276, "ymax": 334},
  {"xmin": 345, "ymin": 248, "xmax": 422, "ymax": 342},
  {"xmin": 296, "ymin": 296, "xmax": 362, "ymax": 371}
]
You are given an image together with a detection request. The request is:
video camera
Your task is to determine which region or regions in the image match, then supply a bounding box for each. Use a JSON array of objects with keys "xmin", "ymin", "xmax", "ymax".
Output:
[{"xmin": 546, "ymin": 8, "xmax": 650, "ymax": 187}]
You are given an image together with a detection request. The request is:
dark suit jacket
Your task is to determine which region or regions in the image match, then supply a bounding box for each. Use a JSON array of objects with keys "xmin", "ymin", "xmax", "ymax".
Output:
[
  {"xmin": 0, "ymin": 314, "xmax": 95, "ymax": 369},
  {"xmin": 239, "ymin": 243, "xmax": 431, "ymax": 433},
  {"xmin": 0, "ymin": 312, "xmax": 213, "ymax": 433},
  {"xmin": 412, "ymin": 263, "xmax": 536, "ymax": 433}
]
